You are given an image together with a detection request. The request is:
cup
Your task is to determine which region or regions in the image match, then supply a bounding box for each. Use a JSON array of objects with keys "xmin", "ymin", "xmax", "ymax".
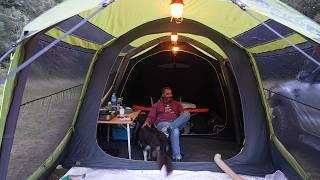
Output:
[{"xmin": 119, "ymin": 108, "xmax": 125, "ymax": 116}]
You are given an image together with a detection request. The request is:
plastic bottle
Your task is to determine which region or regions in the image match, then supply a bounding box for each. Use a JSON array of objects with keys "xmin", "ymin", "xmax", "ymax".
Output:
[
  {"xmin": 107, "ymin": 101, "xmax": 112, "ymax": 111},
  {"xmin": 117, "ymin": 102, "xmax": 120, "ymax": 112},
  {"xmin": 111, "ymin": 93, "xmax": 117, "ymax": 111},
  {"xmin": 117, "ymin": 97, "xmax": 122, "ymax": 106}
]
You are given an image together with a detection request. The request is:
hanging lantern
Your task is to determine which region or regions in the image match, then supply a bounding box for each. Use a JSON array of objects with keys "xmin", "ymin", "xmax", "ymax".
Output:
[
  {"xmin": 171, "ymin": 32, "xmax": 179, "ymax": 44},
  {"xmin": 171, "ymin": 0, "xmax": 184, "ymax": 23}
]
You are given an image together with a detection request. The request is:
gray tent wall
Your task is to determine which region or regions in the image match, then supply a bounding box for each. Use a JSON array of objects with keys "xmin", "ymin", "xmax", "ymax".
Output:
[
  {"xmin": 62, "ymin": 18, "xmax": 277, "ymax": 176},
  {"xmin": 0, "ymin": 33, "xmax": 94, "ymax": 179}
]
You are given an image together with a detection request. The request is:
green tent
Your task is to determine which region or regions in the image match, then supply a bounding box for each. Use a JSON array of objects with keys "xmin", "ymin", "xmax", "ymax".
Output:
[{"xmin": 0, "ymin": 0, "xmax": 319, "ymax": 179}]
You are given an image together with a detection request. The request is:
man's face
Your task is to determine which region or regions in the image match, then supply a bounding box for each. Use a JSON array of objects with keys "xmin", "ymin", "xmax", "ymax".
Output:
[{"xmin": 162, "ymin": 89, "xmax": 173, "ymax": 99}]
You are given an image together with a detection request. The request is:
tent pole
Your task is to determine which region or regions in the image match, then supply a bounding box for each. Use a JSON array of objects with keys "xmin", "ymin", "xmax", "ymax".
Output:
[
  {"xmin": 232, "ymin": 0, "xmax": 320, "ymax": 67},
  {"xmin": 0, "ymin": 39, "xmax": 23, "ymax": 64},
  {"xmin": 0, "ymin": 0, "xmax": 114, "ymax": 85}
]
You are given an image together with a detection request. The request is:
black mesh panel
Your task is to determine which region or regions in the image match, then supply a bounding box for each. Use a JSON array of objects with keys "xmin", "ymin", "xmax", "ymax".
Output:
[
  {"xmin": 7, "ymin": 35, "xmax": 93, "ymax": 179},
  {"xmin": 255, "ymin": 42, "xmax": 320, "ymax": 179}
]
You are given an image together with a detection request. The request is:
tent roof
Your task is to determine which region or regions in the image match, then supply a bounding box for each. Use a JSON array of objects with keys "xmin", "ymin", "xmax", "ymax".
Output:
[{"xmin": 24, "ymin": 0, "xmax": 320, "ymax": 57}]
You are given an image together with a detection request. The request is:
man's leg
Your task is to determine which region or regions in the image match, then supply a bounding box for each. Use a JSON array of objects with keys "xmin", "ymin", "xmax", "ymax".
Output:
[
  {"xmin": 170, "ymin": 112, "xmax": 191, "ymax": 130},
  {"xmin": 170, "ymin": 128, "xmax": 182, "ymax": 160},
  {"xmin": 169, "ymin": 112, "xmax": 190, "ymax": 160},
  {"xmin": 155, "ymin": 122, "xmax": 170, "ymax": 138}
]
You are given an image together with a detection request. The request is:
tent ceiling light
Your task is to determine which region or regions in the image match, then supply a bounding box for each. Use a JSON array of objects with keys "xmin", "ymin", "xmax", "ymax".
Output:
[
  {"xmin": 171, "ymin": 0, "xmax": 184, "ymax": 24},
  {"xmin": 172, "ymin": 46, "xmax": 179, "ymax": 55},
  {"xmin": 171, "ymin": 32, "xmax": 179, "ymax": 44}
]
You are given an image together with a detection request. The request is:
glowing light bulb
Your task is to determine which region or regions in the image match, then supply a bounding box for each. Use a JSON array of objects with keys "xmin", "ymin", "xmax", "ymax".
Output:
[
  {"xmin": 171, "ymin": 32, "xmax": 178, "ymax": 43},
  {"xmin": 172, "ymin": 46, "xmax": 179, "ymax": 55},
  {"xmin": 170, "ymin": 0, "xmax": 184, "ymax": 23},
  {"xmin": 171, "ymin": 3, "xmax": 183, "ymax": 18}
]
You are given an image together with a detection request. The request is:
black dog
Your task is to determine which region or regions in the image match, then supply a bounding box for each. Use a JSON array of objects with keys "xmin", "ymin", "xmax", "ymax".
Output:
[{"xmin": 138, "ymin": 126, "xmax": 173, "ymax": 175}]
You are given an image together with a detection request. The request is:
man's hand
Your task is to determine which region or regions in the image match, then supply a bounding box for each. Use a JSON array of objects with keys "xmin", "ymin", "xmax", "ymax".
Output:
[{"xmin": 142, "ymin": 122, "xmax": 150, "ymax": 128}]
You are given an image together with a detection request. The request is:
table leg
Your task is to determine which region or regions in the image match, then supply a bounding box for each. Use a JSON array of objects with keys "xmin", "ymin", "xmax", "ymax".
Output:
[
  {"xmin": 107, "ymin": 125, "xmax": 110, "ymax": 142},
  {"xmin": 127, "ymin": 123, "xmax": 131, "ymax": 160}
]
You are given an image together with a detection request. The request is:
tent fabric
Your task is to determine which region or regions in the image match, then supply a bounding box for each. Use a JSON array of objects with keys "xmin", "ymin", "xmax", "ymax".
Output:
[
  {"xmin": 129, "ymin": 33, "xmax": 227, "ymax": 58},
  {"xmin": 59, "ymin": 17, "xmax": 275, "ymax": 177},
  {"xmin": 239, "ymin": 0, "xmax": 320, "ymax": 43},
  {"xmin": 247, "ymin": 33, "xmax": 306, "ymax": 54},
  {"xmin": 20, "ymin": 0, "xmax": 318, "ymax": 54},
  {"xmin": 62, "ymin": 167, "xmax": 288, "ymax": 180},
  {"xmin": 254, "ymin": 42, "xmax": 320, "ymax": 178},
  {"xmin": 20, "ymin": 0, "xmax": 318, "ymax": 58},
  {"xmin": 0, "ymin": 34, "xmax": 93, "ymax": 179},
  {"xmin": 0, "ymin": 0, "xmax": 319, "ymax": 179},
  {"xmin": 234, "ymin": 19, "xmax": 295, "ymax": 48},
  {"xmin": 56, "ymin": 15, "xmax": 114, "ymax": 45},
  {"xmin": 45, "ymin": 28, "xmax": 103, "ymax": 50},
  {"xmin": 22, "ymin": 0, "xmax": 320, "ymax": 46},
  {"xmin": 0, "ymin": 43, "xmax": 25, "ymax": 149}
]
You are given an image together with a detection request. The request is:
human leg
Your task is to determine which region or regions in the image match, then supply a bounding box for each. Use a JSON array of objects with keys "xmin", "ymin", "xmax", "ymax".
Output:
[
  {"xmin": 155, "ymin": 121, "xmax": 171, "ymax": 138},
  {"xmin": 169, "ymin": 112, "xmax": 191, "ymax": 130},
  {"xmin": 170, "ymin": 128, "xmax": 182, "ymax": 160},
  {"xmin": 169, "ymin": 112, "xmax": 190, "ymax": 160}
]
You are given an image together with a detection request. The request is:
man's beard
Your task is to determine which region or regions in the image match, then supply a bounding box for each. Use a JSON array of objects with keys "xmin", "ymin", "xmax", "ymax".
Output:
[{"xmin": 162, "ymin": 97, "xmax": 173, "ymax": 103}]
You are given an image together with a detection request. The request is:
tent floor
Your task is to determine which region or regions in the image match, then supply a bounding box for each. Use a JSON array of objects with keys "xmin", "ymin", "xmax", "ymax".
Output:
[{"xmin": 98, "ymin": 136, "xmax": 242, "ymax": 162}]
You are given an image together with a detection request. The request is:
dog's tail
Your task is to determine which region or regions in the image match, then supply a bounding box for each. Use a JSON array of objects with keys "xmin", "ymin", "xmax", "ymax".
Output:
[{"xmin": 159, "ymin": 143, "xmax": 173, "ymax": 176}]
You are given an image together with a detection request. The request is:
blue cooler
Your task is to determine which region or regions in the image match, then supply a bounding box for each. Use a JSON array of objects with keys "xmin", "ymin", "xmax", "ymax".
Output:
[{"xmin": 111, "ymin": 125, "xmax": 134, "ymax": 140}]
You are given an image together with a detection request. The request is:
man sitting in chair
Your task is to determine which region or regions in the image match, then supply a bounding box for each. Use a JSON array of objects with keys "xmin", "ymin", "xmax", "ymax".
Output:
[{"xmin": 142, "ymin": 87, "xmax": 190, "ymax": 162}]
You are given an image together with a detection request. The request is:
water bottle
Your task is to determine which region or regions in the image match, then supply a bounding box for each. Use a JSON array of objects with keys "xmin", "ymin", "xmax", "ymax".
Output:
[
  {"xmin": 107, "ymin": 101, "xmax": 112, "ymax": 111},
  {"xmin": 111, "ymin": 93, "xmax": 117, "ymax": 111}
]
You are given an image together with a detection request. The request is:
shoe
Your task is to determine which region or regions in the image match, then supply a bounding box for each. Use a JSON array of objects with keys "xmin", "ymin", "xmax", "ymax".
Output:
[{"xmin": 173, "ymin": 158, "xmax": 182, "ymax": 162}]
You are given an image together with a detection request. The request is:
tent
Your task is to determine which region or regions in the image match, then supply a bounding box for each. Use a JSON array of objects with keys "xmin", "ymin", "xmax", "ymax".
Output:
[{"xmin": 0, "ymin": 0, "xmax": 319, "ymax": 179}]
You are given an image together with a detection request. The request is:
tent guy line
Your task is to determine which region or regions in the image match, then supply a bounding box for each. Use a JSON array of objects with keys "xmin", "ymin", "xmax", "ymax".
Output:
[
  {"xmin": 0, "ymin": 0, "xmax": 319, "ymax": 86},
  {"xmin": 232, "ymin": 0, "xmax": 320, "ymax": 66},
  {"xmin": 0, "ymin": 0, "xmax": 114, "ymax": 85}
]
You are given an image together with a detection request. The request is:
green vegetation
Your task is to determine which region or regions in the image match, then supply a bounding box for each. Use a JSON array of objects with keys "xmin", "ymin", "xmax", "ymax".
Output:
[{"xmin": 0, "ymin": 0, "xmax": 62, "ymax": 55}]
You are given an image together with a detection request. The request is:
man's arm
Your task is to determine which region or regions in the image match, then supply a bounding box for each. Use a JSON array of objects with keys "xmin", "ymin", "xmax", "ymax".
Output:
[{"xmin": 143, "ymin": 104, "xmax": 157, "ymax": 127}]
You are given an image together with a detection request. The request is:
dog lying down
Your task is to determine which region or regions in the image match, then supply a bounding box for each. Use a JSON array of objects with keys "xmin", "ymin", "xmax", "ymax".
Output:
[{"xmin": 138, "ymin": 126, "xmax": 173, "ymax": 176}]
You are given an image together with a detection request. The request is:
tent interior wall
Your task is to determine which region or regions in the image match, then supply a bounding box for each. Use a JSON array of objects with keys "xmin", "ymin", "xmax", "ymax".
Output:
[
  {"xmin": 0, "ymin": 0, "xmax": 320, "ymax": 179},
  {"xmin": 115, "ymin": 41, "xmax": 243, "ymax": 139}
]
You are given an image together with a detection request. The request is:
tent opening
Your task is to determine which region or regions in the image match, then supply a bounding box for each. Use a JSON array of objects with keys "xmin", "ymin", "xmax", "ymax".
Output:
[{"xmin": 97, "ymin": 41, "xmax": 244, "ymax": 162}]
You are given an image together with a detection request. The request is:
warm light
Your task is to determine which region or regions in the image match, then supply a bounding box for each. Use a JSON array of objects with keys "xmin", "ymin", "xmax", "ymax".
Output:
[
  {"xmin": 171, "ymin": 3, "xmax": 183, "ymax": 18},
  {"xmin": 172, "ymin": 46, "xmax": 179, "ymax": 55},
  {"xmin": 171, "ymin": 0, "xmax": 184, "ymax": 23},
  {"xmin": 171, "ymin": 32, "xmax": 178, "ymax": 43}
]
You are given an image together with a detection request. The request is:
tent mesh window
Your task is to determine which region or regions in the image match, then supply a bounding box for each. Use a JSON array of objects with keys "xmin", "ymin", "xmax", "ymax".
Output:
[
  {"xmin": 7, "ymin": 35, "xmax": 93, "ymax": 180},
  {"xmin": 255, "ymin": 42, "xmax": 320, "ymax": 179}
]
